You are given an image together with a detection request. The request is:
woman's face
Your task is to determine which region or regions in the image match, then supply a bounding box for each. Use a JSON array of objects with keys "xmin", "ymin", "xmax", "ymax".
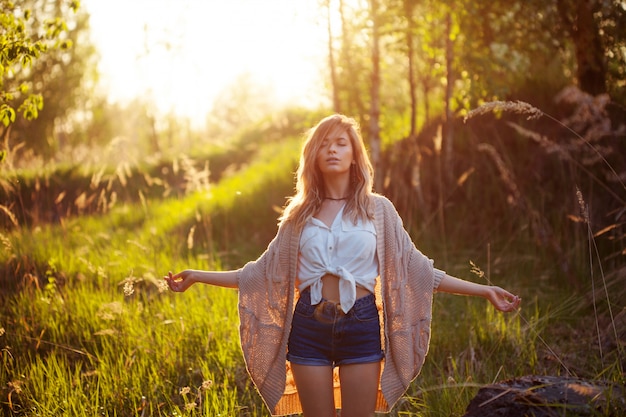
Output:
[{"xmin": 316, "ymin": 130, "xmax": 354, "ymax": 178}]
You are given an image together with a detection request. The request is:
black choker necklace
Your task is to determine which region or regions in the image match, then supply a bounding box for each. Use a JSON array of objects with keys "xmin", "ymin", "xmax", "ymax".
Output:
[{"xmin": 324, "ymin": 196, "xmax": 348, "ymax": 201}]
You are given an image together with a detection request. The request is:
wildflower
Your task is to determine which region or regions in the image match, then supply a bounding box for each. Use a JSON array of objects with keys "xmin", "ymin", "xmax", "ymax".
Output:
[
  {"xmin": 0, "ymin": 327, "xmax": 5, "ymax": 337},
  {"xmin": 201, "ymin": 379, "xmax": 213, "ymax": 391},
  {"xmin": 156, "ymin": 279, "xmax": 169, "ymax": 293},
  {"xmin": 179, "ymin": 386, "xmax": 191, "ymax": 396},
  {"xmin": 8, "ymin": 380, "xmax": 22, "ymax": 394},
  {"xmin": 123, "ymin": 280, "xmax": 135, "ymax": 296},
  {"xmin": 185, "ymin": 402, "xmax": 197, "ymax": 411}
]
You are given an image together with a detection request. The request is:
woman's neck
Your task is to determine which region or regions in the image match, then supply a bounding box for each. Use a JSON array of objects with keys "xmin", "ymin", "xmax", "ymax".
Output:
[{"xmin": 323, "ymin": 176, "xmax": 350, "ymax": 200}]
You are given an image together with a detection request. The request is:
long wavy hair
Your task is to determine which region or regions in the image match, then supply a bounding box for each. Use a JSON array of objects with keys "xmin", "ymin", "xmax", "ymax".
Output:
[{"xmin": 279, "ymin": 114, "xmax": 374, "ymax": 228}]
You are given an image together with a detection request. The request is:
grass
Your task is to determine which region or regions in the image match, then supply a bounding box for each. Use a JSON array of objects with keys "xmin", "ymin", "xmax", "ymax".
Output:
[
  {"xmin": 1, "ymin": 137, "xmax": 301, "ymax": 416},
  {"xmin": 1, "ymin": 113, "xmax": 624, "ymax": 416}
]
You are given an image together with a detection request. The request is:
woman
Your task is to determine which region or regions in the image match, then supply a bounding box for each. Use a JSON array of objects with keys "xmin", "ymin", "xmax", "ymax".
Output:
[{"xmin": 165, "ymin": 114, "xmax": 521, "ymax": 417}]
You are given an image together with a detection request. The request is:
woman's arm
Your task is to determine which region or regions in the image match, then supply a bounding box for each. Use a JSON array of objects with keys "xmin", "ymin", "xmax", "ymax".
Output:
[
  {"xmin": 164, "ymin": 269, "xmax": 239, "ymax": 292},
  {"xmin": 437, "ymin": 274, "xmax": 521, "ymax": 312}
]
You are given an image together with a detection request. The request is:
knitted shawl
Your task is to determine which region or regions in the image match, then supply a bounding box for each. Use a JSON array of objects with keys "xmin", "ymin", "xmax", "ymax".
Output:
[{"xmin": 237, "ymin": 194, "xmax": 444, "ymax": 415}]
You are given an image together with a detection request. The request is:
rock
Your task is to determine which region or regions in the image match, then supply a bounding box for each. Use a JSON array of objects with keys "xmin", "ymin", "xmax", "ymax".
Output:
[{"xmin": 462, "ymin": 375, "xmax": 625, "ymax": 417}]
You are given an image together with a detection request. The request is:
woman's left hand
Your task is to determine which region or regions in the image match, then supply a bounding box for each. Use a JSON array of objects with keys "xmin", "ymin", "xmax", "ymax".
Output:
[{"xmin": 485, "ymin": 286, "xmax": 521, "ymax": 312}]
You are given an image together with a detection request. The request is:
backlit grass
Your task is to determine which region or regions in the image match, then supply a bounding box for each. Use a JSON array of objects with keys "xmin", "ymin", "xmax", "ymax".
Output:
[{"xmin": 1, "ymin": 133, "xmax": 623, "ymax": 416}]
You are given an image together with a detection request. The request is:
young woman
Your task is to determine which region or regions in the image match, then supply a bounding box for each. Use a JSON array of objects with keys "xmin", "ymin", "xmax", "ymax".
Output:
[{"xmin": 165, "ymin": 114, "xmax": 521, "ymax": 417}]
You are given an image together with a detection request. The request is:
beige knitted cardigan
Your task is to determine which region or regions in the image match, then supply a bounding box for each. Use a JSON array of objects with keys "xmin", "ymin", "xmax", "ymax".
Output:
[{"xmin": 237, "ymin": 194, "xmax": 445, "ymax": 415}]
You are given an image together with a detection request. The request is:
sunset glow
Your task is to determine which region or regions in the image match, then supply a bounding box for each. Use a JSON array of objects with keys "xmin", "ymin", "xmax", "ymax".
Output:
[{"xmin": 83, "ymin": 0, "xmax": 329, "ymax": 125}]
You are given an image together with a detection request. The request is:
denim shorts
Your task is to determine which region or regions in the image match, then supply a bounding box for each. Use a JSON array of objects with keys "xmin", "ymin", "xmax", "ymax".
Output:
[{"xmin": 287, "ymin": 288, "xmax": 385, "ymax": 367}]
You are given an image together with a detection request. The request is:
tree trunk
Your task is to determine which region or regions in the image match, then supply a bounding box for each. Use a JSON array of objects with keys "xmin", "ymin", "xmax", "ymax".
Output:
[
  {"xmin": 442, "ymin": 11, "xmax": 454, "ymax": 185},
  {"xmin": 403, "ymin": 0, "xmax": 426, "ymax": 212},
  {"xmin": 404, "ymin": 0, "xmax": 418, "ymax": 137},
  {"xmin": 557, "ymin": 0, "xmax": 606, "ymax": 95},
  {"xmin": 339, "ymin": 0, "xmax": 366, "ymax": 121},
  {"xmin": 369, "ymin": 0, "xmax": 382, "ymax": 191},
  {"xmin": 326, "ymin": 0, "xmax": 341, "ymax": 113},
  {"xmin": 463, "ymin": 375, "xmax": 625, "ymax": 417}
]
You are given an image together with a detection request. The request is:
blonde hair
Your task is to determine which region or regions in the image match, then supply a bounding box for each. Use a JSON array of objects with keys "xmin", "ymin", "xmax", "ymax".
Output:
[{"xmin": 279, "ymin": 114, "xmax": 374, "ymax": 228}]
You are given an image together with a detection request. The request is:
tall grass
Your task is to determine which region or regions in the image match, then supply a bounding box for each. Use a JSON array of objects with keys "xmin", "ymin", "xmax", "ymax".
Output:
[
  {"xmin": 1, "ymin": 136, "xmax": 301, "ymax": 416},
  {"xmin": 379, "ymin": 89, "xmax": 625, "ymax": 415},
  {"xmin": 1, "ymin": 99, "xmax": 624, "ymax": 416}
]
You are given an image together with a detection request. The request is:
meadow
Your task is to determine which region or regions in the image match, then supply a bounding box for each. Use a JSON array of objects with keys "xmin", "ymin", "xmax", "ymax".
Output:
[{"xmin": 1, "ymin": 111, "xmax": 624, "ymax": 416}]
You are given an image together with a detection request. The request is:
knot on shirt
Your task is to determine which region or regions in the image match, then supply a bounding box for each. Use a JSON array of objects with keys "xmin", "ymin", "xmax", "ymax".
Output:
[{"xmin": 309, "ymin": 266, "xmax": 357, "ymax": 314}]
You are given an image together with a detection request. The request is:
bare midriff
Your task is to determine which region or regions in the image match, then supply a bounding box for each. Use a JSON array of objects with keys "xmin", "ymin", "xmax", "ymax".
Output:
[{"xmin": 321, "ymin": 273, "xmax": 372, "ymax": 303}]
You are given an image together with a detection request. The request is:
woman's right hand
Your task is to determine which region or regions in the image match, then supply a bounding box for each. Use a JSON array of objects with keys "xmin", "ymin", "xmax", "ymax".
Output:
[{"xmin": 164, "ymin": 270, "xmax": 196, "ymax": 292}]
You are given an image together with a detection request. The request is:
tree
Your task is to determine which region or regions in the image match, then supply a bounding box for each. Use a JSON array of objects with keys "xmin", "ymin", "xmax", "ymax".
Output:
[
  {"xmin": 205, "ymin": 73, "xmax": 279, "ymax": 142},
  {"xmin": 7, "ymin": 0, "xmax": 91, "ymax": 160},
  {"xmin": 598, "ymin": 0, "xmax": 626, "ymax": 103},
  {"xmin": 0, "ymin": 0, "xmax": 79, "ymax": 163},
  {"xmin": 555, "ymin": 0, "xmax": 626, "ymax": 102},
  {"xmin": 557, "ymin": 0, "xmax": 607, "ymax": 96},
  {"xmin": 369, "ymin": 0, "xmax": 383, "ymax": 191},
  {"xmin": 325, "ymin": 0, "xmax": 342, "ymax": 113},
  {"xmin": 403, "ymin": 0, "xmax": 418, "ymax": 137},
  {"xmin": 337, "ymin": 0, "xmax": 370, "ymax": 129}
]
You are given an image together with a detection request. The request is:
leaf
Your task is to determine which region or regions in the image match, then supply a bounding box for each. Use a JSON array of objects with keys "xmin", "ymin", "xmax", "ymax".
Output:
[
  {"xmin": 456, "ymin": 167, "xmax": 475, "ymax": 187},
  {"xmin": 594, "ymin": 224, "xmax": 618, "ymax": 238},
  {"xmin": 0, "ymin": 105, "xmax": 16, "ymax": 127},
  {"xmin": 567, "ymin": 214, "xmax": 585, "ymax": 223}
]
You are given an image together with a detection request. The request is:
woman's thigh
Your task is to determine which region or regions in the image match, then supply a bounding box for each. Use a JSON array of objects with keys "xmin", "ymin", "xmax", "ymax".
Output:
[
  {"xmin": 291, "ymin": 363, "xmax": 336, "ymax": 417},
  {"xmin": 339, "ymin": 361, "xmax": 381, "ymax": 417}
]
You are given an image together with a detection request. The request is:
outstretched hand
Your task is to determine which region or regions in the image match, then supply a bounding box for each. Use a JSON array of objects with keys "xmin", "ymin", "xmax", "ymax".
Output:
[
  {"xmin": 485, "ymin": 286, "xmax": 521, "ymax": 312},
  {"xmin": 164, "ymin": 270, "xmax": 195, "ymax": 293}
]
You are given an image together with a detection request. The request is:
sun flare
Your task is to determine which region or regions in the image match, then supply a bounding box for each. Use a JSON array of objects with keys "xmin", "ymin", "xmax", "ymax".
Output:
[{"xmin": 83, "ymin": 0, "xmax": 328, "ymax": 125}]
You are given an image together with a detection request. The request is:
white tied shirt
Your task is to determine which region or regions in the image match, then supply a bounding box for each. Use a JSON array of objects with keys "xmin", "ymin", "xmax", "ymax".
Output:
[{"xmin": 297, "ymin": 204, "xmax": 379, "ymax": 313}]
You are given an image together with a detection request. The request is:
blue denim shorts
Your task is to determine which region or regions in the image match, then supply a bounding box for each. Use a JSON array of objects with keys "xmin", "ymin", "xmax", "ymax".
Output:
[{"xmin": 287, "ymin": 289, "xmax": 385, "ymax": 367}]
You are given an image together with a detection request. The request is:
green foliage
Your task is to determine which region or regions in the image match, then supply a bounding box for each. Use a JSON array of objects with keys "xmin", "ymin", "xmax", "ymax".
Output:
[
  {"xmin": 8, "ymin": 0, "xmax": 94, "ymax": 159},
  {"xmin": 0, "ymin": 103, "xmax": 15, "ymax": 126},
  {"xmin": 328, "ymin": 0, "xmax": 625, "ymax": 149},
  {"xmin": 0, "ymin": 0, "xmax": 78, "ymax": 128}
]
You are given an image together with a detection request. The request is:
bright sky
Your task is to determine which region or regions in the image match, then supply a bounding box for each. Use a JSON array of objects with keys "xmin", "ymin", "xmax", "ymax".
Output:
[{"xmin": 82, "ymin": 0, "xmax": 329, "ymax": 126}]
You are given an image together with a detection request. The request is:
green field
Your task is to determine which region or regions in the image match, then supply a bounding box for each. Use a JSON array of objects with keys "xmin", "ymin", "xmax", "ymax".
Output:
[{"xmin": 1, "ymin": 132, "xmax": 624, "ymax": 416}]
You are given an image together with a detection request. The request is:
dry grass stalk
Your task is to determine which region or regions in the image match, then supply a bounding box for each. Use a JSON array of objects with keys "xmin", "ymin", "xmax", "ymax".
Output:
[
  {"xmin": 506, "ymin": 122, "xmax": 571, "ymax": 160},
  {"xmin": 555, "ymin": 86, "xmax": 623, "ymax": 143},
  {"xmin": 179, "ymin": 155, "xmax": 211, "ymax": 194},
  {"xmin": 187, "ymin": 225, "xmax": 196, "ymax": 250},
  {"xmin": 476, "ymin": 143, "xmax": 521, "ymax": 204},
  {"xmin": 575, "ymin": 187, "xmax": 590, "ymax": 225},
  {"xmin": 464, "ymin": 101, "xmax": 543, "ymax": 122},
  {"xmin": 478, "ymin": 143, "xmax": 571, "ymax": 277},
  {"xmin": 0, "ymin": 204, "xmax": 18, "ymax": 227}
]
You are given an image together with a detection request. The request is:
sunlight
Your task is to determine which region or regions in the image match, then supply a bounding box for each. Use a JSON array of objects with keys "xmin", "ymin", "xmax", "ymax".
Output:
[{"xmin": 83, "ymin": 0, "xmax": 329, "ymax": 126}]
